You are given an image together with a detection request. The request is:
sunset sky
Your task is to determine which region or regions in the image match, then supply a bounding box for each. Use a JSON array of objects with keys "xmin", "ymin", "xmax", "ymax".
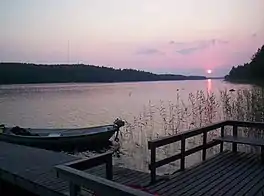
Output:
[{"xmin": 1, "ymin": 0, "xmax": 264, "ymax": 76}]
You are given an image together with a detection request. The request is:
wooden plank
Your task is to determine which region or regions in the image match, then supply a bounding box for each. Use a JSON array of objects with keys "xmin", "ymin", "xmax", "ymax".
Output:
[
  {"xmin": 0, "ymin": 171, "xmax": 66, "ymax": 196},
  {"xmin": 185, "ymin": 140, "xmax": 220, "ymax": 157},
  {"xmin": 0, "ymin": 142, "xmax": 79, "ymax": 196},
  {"xmin": 214, "ymin": 136, "xmax": 264, "ymax": 146},
  {"xmin": 207, "ymin": 155, "xmax": 261, "ymax": 196},
  {"xmin": 162, "ymin": 152, "xmax": 253, "ymax": 196},
  {"xmin": 202, "ymin": 131, "xmax": 207, "ymax": 161},
  {"xmin": 63, "ymin": 152, "xmax": 113, "ymax": 171},
  {"xmin": 261, "ymin": 146, "xmax": 264, "ymax": 163},
  {"xmin": 220, "ymin": 126, "xmax": 224, "ymax": 152},
  {"xmin": 106, "ymin": 155, "xmax": 113, "ymax": 180},
  {"xmin": 148, "ymin": 151, "xmax": 233, "ymax": 192},
  {"xmin": 180, "ymin": 135, "xmax": 185, "ymax": 170},
  {"xmin": 84, "ymin": 165, "xmax": 106, "ymax": 176},
  {"xmin": 146, "ymin": 151, "xmax": 230, "ymax": 191},
  {"xmin": 232, "ymin": 125, "xmax": 238, "ymax": 152},
  {"xmin": 86, "ymin": 165, "xmax": 151, "ymax": 187},
  {"xmin": 114, "ymin": 170, "xmax": 150, "ymax": 186},
  {"xmin": 151, "ymin": 153, "xmax": 181, "ymax": 169},
  {"xmin": 183, "ymin": 154, "xmax": 258, "ymax": 196},
  {"xmin": 150, "ymin": 140, "xmax": 220, "ymax": 171},
  {"xmin": 255, "ymin": 190, "xmax": 264, "ymax": 196},
  {"xmin": 221, "ymin": 164, "xmax": 264, "ymax": 196},
  {"xmin": 150, "ymin": 146, "xmax": 156, "ymax": 182},
  {"xmin": 69, "ymin": 182, "xmax": 80, "ymax": 196},
  {"xmin": 227, "ymin": 120, "xmax": 264, "ymax": 129},
  {"xmin": 237, "ymin": 169, "xmax": 264, "ymax": 196},
  {"xmin": 155, "ymin": 152, "xmax": 247, "ymax": 194},
  {"xmin": 112, "ymin": 167, "xmax": 146, "ymax": 183}
]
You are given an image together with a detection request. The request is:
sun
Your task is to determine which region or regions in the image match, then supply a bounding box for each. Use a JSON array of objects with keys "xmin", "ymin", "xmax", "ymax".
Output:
[{"xmin": 207, "ymin": 69, "xmax": 212, "ymax": 74}]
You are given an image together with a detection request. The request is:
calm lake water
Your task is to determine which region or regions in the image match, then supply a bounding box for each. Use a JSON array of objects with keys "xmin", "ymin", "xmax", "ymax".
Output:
[{"xmin": 0, "ymin": 80, "xmax": 253, "ymax": 173}]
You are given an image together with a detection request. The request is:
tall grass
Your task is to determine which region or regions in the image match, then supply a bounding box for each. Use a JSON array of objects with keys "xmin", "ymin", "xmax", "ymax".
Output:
[{"xmin": 119, "ymin": 87, "xmax": 264, "ymax": 173}]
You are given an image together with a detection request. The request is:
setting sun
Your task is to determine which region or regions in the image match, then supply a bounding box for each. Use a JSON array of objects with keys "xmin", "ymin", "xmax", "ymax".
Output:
[{"xmin": 207, "ymin": 69, "xmax": 212, "ymax": 74}]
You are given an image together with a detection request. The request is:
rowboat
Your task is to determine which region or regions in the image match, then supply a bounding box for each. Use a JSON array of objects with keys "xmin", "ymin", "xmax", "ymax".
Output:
[{"xmin": 0, "ymin": 119, "xmax": 125, "ymax": 152}]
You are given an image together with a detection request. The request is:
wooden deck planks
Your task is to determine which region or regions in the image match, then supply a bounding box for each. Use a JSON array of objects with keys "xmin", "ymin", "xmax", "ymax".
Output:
[
  {"xmin": 206, "ymin": 157, "xmax": 261, "ymax": 196},
  {"xmin": 146, "ymin": 151, "xmax": 230, "ymax": 191},
  {"xmin": 162, "ymin": 152, "xmax": 253, "ymax": 196},
  {"xmin": 0, "ymin": 142, "xmax": 79, "ymax": 196},
  {"xmin": 148, "ymin": 151, "xmax": 234, "ymax": 194},
  {"xmin": 85, "ymin": 165, "xmax": 151, "ymax": 186},
  {"xmin": 114, "ymin": 168, "xmax": 151, "ymax": 186},
  {"xmin": 180, "ymin": 153, "xmax": 257, "ymax": 196},
  {"xmin": 145, "ymin": 151, "xmax": 264, "ymax": 196},
  {"xmin": 0, "ymin": 142, "xmax": 152, "ymax": 196},
  {"xmin": 235, "ymin": 167, "xmax": 264, "ymax": 196}
]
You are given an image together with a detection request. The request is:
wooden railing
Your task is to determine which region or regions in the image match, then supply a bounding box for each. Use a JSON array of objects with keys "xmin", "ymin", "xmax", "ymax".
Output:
[
  {"xmin": 148, "ymin": 120, "xmax": 264, "ymax": 183},
  {"xmin": 148, "ymin": 121, "xmax": 227, "ymax": 182},
  {"xmin": 226, "ymin": 120, "xmax": 264, "ymax": 129},
  {"xmin": 55, "ymin": 152, "xmax": 153, "ymax": 196},
  {"xmin": 225, "ymin": 120, "xmax": 264, "ymax": 153}
]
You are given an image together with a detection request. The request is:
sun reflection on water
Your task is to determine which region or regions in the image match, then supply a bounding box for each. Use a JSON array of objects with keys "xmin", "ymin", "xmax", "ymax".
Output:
[{"xmin": 207, "ymin": 79, "xmax": 212, "ymax": 93}]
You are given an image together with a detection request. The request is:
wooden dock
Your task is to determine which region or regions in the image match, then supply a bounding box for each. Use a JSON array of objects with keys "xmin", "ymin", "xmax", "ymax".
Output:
[
  {"xmin": 1, "ymin": 120, "xmax": 264, "ymax": 195},
  {"xmin": 0, "ymin": 141, "xmax": 152, "ymax": 196}
]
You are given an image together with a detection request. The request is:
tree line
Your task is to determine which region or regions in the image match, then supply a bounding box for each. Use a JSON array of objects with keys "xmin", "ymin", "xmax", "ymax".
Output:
[
  {"xmin": 0, "ymin": 63, "xmax": 206, "ymax": 84},
  {"xmin": 225, "ymin": 45, "xmax": 264, "ymax": 82}
]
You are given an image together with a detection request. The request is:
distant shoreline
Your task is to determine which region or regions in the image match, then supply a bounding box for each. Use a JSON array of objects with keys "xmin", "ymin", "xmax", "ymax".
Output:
[
  {"xmin": 224, "ymin": 79, "xmax": 264, "ymax": 87},
  {"xmin": 0, "ymin": 62, "xmax": 224, "ymax": 85},
  {"xmin": 0, "ymin": 78, "xmax": 224, "ymax": 86}
]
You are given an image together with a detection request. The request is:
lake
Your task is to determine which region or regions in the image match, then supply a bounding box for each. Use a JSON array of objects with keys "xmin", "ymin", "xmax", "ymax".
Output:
[{"xmin": 0, "ymin": 80, "xmax": 253, "ymax": 174}]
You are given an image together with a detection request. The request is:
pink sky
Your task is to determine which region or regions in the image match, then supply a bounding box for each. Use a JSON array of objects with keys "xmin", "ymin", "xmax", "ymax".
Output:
[{"xmin": 1, "ymin": 0, "xmax": 264, "ymax": 76}]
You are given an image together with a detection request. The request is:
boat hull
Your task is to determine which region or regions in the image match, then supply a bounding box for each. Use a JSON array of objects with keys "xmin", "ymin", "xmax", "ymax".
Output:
[{"xmin": 0, "ymin": 125, "xmax": 119, "ymax": 152}]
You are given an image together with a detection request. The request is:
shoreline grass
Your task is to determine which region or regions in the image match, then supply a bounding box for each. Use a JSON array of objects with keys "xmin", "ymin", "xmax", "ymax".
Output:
[{"xmin": 118, "ymin": 87, "xmax": 264, "ymax": 173}]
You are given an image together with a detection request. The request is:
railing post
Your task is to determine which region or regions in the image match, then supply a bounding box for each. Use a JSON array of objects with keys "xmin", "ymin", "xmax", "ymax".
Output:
[
  {"xmin": 150, "ymin": 146, "xmax": 156, "ymax": 183},
  {"xmin": 106, "ymin": 154, "xmax": 113, "ymax": 180},
  {"xmin": 202, "ymin": 131, "xmax": 207, "ymax": 161},
  {"xmin": 69, "ymin": 182, "xmax": 80, "ymax": 196},
  {"xmin": 180, "ymin": 135, "xmax": 186, "ymax": 170},
  {"xmin": 233, "ymin": 125, "xmax": 238, "ymax": 152},
  {"xmin": 261, "ymin": 146, "xmax": 264, "ymax": 163},
  {"xmin": 220, "ymin": 126, "xmax": 225, "ymax": 152}
]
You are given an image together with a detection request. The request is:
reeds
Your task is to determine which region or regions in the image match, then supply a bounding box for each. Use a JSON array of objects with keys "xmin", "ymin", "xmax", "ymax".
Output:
[{"xmin": 119, "ymin": 86, "xmax": 264, "ymax": 174}]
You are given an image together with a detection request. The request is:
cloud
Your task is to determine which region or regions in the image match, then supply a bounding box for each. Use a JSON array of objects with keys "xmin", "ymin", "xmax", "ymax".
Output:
[
  {"xmin": 217, "ymin": 39, "xmax": 229, "ymax": 44},
  {"xmin": 169, "ymin": 41, "xmax": 186, "ymax": 46},
  {"xmin": 176, "ymin": 47, "xmax": 201, "ymax": 55},
  {"xmin": 170, "ymin": 39, "xmax": 229, "ymax": 55},
  {"xmin": 135, "ymin": 48, "xmax": 165, "ymax": 55}
]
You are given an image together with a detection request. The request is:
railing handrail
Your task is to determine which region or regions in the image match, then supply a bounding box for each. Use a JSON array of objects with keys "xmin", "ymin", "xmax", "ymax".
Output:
[
  {"xmin": 148, "ymin": 120, "xmax": 264, "ymax": 149},
  {"xmin": 56, "ymin": 165, "xmax": 153, "ymax": 196},
  {"xmin": 226, "ymin": 120, "xmax": 264, "ymax": 128},
  {"xmin": 148, "ymin": 121, "xmax": 227, "ymax": 149},
  {"xmin": 62, "ymin": 151, "xmax": 113, "ymax": 171},
  {"xmin": 55, "ymin": 151, "xmax": 114, "ymax": 196}
]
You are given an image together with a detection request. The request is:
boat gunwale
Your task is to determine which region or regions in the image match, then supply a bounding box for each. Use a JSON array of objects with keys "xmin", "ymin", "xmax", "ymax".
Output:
[{"xmin": 1, "ymin": 125, "xmax": 118, "ymax": 139}]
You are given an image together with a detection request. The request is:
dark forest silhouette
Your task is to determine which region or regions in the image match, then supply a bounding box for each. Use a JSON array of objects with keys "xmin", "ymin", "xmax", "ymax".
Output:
[
  {"xmin": 225, "ymin": 45, "xmax": 264, "ymax": 82},
  {"xmin": 0, "ymin": 63, "xmax": 206, "ymax": 84}
]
